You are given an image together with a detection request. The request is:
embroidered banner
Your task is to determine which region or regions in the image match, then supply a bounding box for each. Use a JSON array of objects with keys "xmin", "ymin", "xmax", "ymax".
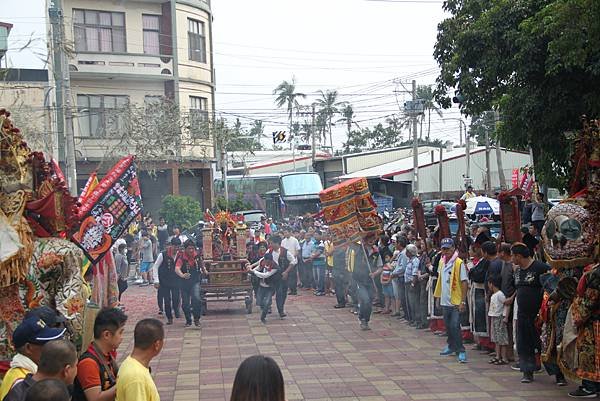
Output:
[{"xmin": 72, "ymin": 156, "xmax": 142, "ymax": 263}]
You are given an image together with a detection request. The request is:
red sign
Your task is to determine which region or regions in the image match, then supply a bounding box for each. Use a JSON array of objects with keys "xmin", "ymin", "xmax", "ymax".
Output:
[{"xmin": 511, "ymin": 169, "xmax": 519, "ymax": 188}]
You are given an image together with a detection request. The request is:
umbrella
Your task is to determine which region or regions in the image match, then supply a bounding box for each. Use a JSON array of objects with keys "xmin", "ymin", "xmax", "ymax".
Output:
[{"xmin": 465, "ymin": 196, "xmax": 500, "ymax": 215}]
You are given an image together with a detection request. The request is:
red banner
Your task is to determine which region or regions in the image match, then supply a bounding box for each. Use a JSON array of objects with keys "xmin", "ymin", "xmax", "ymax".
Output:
[
  {"xmin": 511, "ymin": 168, "xmax": 519, "ymax": 188},
  {"xmin": 72, "ymin": 156, "xmax": 143, "ymax": 264}
]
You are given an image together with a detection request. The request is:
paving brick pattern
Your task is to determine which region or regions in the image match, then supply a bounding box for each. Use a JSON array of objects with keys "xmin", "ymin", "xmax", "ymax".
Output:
[{"xmin": 118, "ymin": 286, "xmax": 574, "ymax": 401}]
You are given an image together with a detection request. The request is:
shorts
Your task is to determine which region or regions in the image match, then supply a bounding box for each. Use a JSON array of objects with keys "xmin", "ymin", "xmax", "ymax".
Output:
[
  {"xmin": 382, "ymin": 283, "xmax": 395, "ymax": 298},
  {"xmin": 140, "ymin": 261, "xmax": 153, "ymax": 273},
  {"xmin": 490, "ymin": 316, "xmax": 509, "ymax": 345}
]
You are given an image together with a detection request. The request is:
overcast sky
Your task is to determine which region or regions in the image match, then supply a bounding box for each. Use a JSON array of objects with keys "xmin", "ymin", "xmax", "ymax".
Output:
[{"xmin": 2, "ymin": 0, "xmax": 466, "ymax": 149}]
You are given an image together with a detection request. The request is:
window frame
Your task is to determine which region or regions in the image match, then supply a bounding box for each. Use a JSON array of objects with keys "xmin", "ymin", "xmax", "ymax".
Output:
[
  {"xmin": 187, "ymin": 18, "xmax": 206, "ymax": 63},
  {"xmin": 189, "ymin": 95, "xmax": 209, "ymax": 138},
  {"xmin": 73, "ymin": 9, "xmax": 127, "ymax": 53},
  {"xmin": 142, "ymin": 14, "xmax": 161, "ymax": 55},
  {"xmin": 77, "ymin": 94, "xmax": 130, "ymax": 138}
]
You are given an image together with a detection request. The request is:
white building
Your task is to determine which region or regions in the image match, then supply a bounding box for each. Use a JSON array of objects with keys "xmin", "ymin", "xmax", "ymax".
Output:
[{"xmin": 56, "ymin": 0, "xmax": 215, "ymax": 211}]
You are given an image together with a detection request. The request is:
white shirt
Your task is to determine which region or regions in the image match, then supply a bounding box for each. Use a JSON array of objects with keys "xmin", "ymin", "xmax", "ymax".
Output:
[
  {"xmin": 488, "ymin": 290, "xmax": 507, "ymax": 317},
  {"xmin": 281, "ymin": 236, "xmax": 301, "ymax": 257},
  {"xmin": 271, "ymin": 248, "xmax": 297, "ymax": 268}
]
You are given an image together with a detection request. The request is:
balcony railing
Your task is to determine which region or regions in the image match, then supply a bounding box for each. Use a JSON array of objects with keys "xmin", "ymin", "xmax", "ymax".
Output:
[{"xmin": 70, "ymin": 52, "xmax": 174, "ymax": 79}]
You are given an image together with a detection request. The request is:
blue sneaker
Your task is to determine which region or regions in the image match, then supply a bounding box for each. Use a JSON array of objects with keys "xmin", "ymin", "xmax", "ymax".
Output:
[
  {"xmin": 440, "ymin": 347, "xmax": 454, "ymax": 356},
  {"xmin": 457, "ymin": 352, "xmax": 467, "ymax": 363}
]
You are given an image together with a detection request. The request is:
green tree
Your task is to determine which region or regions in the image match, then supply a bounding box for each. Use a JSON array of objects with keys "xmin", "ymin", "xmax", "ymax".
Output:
[
  {"xmin": 273, "ymin": 78, "xmax": 305, "ymax": 145},
  {"xmin": 433, "ymin": 0, "xmax": 600, "ymax": 190},
  {"xmin": 315, "ymin": 90, "xmax": 346, "ymax": 151},
  {"xmin": 416, "ymin": 85, "xmax": 443, "ymax": 141},
  {"xmin": 215, "ymin": 194, "xmax": 252, "ymax": 212},
  {"xmin": 159, "ymin": 195, "xmax": 202, "ymax": 230},
  {"xmin": 338, "ymin": 104, "xmax": 355, "ymax": 136},
  {"xmin": 468, "ymin": 111, "xmax": 496, "ymax": 146}
]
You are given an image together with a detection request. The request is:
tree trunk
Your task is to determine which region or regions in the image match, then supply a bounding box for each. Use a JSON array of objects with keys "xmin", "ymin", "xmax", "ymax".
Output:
[
  {"xmin": 329, "ymin": 117, "xmax": 334, "ymax": 153},
  {"xmin": 496, "ymin": 138, "xmax": 506, "ymax": 189}
]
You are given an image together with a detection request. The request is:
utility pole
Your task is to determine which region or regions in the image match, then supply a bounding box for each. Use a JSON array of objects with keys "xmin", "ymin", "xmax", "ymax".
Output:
[
  {"xmin": 485, "ymin": 129, "xmax": 491, "ymax": 195},
  {"xmin": 465, "ymin": 121, "xmax": 471, "ymax": 185},
  {"xmin": 438, "ymin": 146, "xmax": 443, "ymax": 199},
  {"xmin": 311, "ymin": 104, "xmax": 316, "ymax": 169},
  {"xmin": 49, "ymin": 0, "xmax": 77, "ymax": 194},
  {"xmin": 494, "ymin": 109, "xmax": 506, "ymax": 190},
  {"xmin": 412, "ymin": 79, "xmax": 419, "ymax": 196}
]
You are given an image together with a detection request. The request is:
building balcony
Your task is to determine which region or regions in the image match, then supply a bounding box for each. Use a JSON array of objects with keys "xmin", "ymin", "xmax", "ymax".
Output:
[{"xmin": 69, "ymin": 52, "xmax": 174, "ymax": 81}]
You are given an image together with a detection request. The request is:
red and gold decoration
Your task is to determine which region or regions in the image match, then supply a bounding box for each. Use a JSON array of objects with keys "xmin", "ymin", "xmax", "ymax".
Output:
[
  {"xmin": 454, "ymin": 199, "xmax": 469, "ymax": 256},
  {"xmin": 411, "ymin": 197, "xmax": 426, "ymax": 240},
  {"xmin": 0, "ymin": 109, "xmax": 86, "ymax": 360},
  {"xmin": 498, "ymin": 188, "xmax": 525, "ymax": 244},
  {"xmin": 319, "ymin": 178, "xmax": 381, "ymax": 246}
]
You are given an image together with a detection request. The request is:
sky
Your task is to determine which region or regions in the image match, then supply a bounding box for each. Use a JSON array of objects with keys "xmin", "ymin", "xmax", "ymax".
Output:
[{"xmin": 2, "ymin": 0, "xmax": 466, "ymax": 150}]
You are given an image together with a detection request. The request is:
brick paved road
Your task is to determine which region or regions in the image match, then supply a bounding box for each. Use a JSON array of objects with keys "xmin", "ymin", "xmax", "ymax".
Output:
[{"xmin": 118, "ymin": 286, "xmax": 574, "ymax": 401}]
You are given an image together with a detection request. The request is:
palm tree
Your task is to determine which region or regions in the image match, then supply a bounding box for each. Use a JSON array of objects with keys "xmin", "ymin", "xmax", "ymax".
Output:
[
  {"xmin": 416, "ymin": 85, "xmax": 443, "ymax": 141},
  {"xmin": 337, "ymin": 104, "xmax": 355, "ymax": 136},
  {"xmin": 273, "ymin": 78, "xmax": 305, "ymax": 145},
  {"xmin": 315, "ymin": 90, "xmax": 346, "ymax": 152}
]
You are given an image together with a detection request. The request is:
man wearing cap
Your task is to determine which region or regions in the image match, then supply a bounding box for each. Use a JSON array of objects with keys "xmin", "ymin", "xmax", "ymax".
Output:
[
  {"xmin": 0, "ymin": 317, "xmax": 66, "ymax": 400},
  {"xmin": 4, "ymin": 340, "xmax": 78, "ymax": 401},
  {"xmin": 460, "ymin": 185, "xmax": 476, "ymax": 200},
  {"xmin": 434, "ymin": 238, "xmax": 469, "ymax": 363}
]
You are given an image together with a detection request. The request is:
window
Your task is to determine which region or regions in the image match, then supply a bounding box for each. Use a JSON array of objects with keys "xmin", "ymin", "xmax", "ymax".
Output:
[
  {"xmin": 73, "ymin": 9, "xmax": 126, "ymax": 53},
  {"xmin": 142, "ymin": 15, "xmax": 160, "ymax": 55},
  {"xmin": 187, "ymin": 18, "xmax": 206, "ymax": 62},
  {"xmin": 77, "ymin": 94, "xmax": 129, "ymax": 137},
  {"xmin": 189, "ymin": 96, "xmax": 208, "ymax": 138}
]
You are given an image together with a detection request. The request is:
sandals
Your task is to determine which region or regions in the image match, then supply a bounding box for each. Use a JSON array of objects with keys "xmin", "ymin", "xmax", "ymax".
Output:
[{"xmin": 489, "ymin": 358, "xmax": 508, "ymax": 365}]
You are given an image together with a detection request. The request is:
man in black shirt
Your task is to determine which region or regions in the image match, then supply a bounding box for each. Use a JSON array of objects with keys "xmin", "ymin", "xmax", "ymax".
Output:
[
  {"xmin": 511, "ymin": 242, "xmax": 549, "ymax": 383},
  {"xmin": 482, "ymin": 241, "xmax": 503, "ymax": 284}
]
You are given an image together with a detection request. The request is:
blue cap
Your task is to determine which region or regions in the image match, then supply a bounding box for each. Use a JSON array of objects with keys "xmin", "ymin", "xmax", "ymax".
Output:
[
  {"xmin": 440, "ymin": 238, "xmax": 454, "ymax": 249},
  {"xmin": 12, "ymin": 317, "xmax": 66, "ymax": 349}
]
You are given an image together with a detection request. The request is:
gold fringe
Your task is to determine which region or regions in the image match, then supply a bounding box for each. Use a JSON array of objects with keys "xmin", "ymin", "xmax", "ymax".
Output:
[{"xmin": 544, "ymin": 252, "xmax": 594, "ymax": 270}]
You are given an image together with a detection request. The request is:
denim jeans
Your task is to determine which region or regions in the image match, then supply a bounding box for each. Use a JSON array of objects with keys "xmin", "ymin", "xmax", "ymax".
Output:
[
  {"xmin": 407, "ymin": 282, "xmax": 419, "ymax": 323},
  {"xmin": 396, "ymin": 278, "xmax": 408, "ymax": 319},
  {"xmin": 442, "ymin": 305, "xmax": 465, "ymax": 353},
  {"xmin": 313, "ymin": 264, "xmax": 326, "ymax": 293},
  {"xmin": 257, "ymin": 286, "xmax": 275, "ymax": 320},
  {"xmin": 356, "ymin": 281, "xmax": 375, "ymax": 323},
  {"xmin": 301, "ymin": 260, "xmax": 314, "ymax": 288},
  {"xmin": 418, "ymin": 280, "xmax": 428, "ymax": 326},
  {"xmin": 158, "ymin": 284, "xmax": 180, "ymax": 320},
  {"xmin": 275, "ymin": 277, "xmax": 288, "ymax": 315},
  {"xmin": 181, "ymin": 281, "xmax": 202, "ymax": 324}
]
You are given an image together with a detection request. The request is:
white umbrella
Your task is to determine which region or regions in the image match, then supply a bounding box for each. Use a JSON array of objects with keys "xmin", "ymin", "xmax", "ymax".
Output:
[{"xmin": 465, "ymin": 196, "xmax": 500, "ymax": 215}]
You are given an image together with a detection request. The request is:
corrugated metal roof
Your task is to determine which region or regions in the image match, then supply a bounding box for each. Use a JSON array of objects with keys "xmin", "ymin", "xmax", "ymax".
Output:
[{"xmin": 339, "ymin": 146, "xmax": 487, "ymax": 179}]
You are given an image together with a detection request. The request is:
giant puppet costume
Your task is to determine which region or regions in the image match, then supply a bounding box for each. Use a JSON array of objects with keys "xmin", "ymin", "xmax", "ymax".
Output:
[
  {"xmin": 539, "ymin": 119, "xmax": 600, "ymax": 387},
  {"xmin": 0, "ymin": 109, "xmax": 85, "ymax": 360}
]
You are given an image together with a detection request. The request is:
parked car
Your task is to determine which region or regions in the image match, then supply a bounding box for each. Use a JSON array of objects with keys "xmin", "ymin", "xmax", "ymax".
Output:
[
  {"xmin": 423, "ymin": 200, "xmax": 457, "ymax": 227},
  {"xmin": 238, "ymin": 210, "xmax": 266, "ymax": 224}
]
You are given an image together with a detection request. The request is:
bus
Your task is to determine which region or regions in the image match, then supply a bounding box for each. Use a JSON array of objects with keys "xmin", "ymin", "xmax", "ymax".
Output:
[{"xmin": 214, "ymin": 172, "xmax": 323, "ymax": 219}]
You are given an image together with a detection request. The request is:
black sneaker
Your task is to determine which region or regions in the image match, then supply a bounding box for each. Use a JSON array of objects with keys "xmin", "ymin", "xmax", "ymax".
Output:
[
  {"xmin": 260, "ymin": 317, "xmax": 266, "ymax": 324},
  {"xmin": 194, "ymin": 319, "xmax": 201, "ymax": 327},
  {"xmin": 511, "ymin": 363, "xmax": 521, "ymax": 371},
  {"xmin": 334, "ymin": 304, "xmax": 346, "ymax": 309},
  {"xmin": 279, "ymin": 313, "xmax": 287, "ymax": 319},
  {"xmin": 158, "ymin": 311, "xmax": 163, "ymax": 315},
  {"xmin": 184, "ymin": 322, "xmax": 192, "ymax": 327},
  {"xmin": 520, "ymin": 373, "xmax": 533, "ymax": 383},
  {"xmin": 166, "ymin": 319, "xmax": 173, "ymax": 325},
  {"xmin": 568, "ymin": 387, "xmax": 598, "ymax": 398},
  {"xmin": 556, "ymin": 377, "xmax": 568, "ymax": 387}
]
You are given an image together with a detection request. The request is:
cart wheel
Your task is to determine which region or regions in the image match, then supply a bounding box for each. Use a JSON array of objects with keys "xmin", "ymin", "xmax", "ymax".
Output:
[{"xmin": 245, "ymin": 297, "xmax": 253, "ymax": 314}]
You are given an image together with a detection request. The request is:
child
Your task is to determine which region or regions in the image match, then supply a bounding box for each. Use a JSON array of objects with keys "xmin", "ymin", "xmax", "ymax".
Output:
[
  {"xmin": 380, "ymin": 252, "xmax": 395, "ymax": 315},
  {"xmin": 488, "ymin": 276, "xmax": 509, "ymax": 365}
]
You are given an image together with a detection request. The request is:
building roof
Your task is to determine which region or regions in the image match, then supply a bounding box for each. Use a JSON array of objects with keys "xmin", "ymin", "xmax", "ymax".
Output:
[{"xmin": 339, "ymin": 146, "xmax": 526, "ymax": 180}]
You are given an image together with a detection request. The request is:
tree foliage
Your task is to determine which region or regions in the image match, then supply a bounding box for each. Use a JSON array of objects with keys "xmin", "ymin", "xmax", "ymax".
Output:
[
  {"xmin": 159, "ymin": 195, "xmax": 203, "ymax": 230},
  {"xmin": 434, "ymin": 0, "xmax": 600, "ymax": 190},
  {"xmin": 215, "ymin": 194, "xmax": 253, "ymax": 212}
]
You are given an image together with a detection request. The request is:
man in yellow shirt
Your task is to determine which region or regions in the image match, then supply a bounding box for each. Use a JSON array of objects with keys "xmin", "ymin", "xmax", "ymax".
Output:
[
  {"xmin": 0, "ymin": 316, "xmax": 66, "ymax": 400},
  {"xmin": 116, "ymin": 319, "xmax": 164, "ymax": 401}
]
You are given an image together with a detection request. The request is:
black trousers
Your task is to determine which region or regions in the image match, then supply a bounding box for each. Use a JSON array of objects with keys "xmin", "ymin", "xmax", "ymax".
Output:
[
  {"xmin": 517, "ymin": 313, "xmax": 541, "ymax": 373},
  {"xmin": 287, "ymin": 265, "xmax": 298, "ymax": 294},
  {"xmin": 333, "ymin": 268, "xmax": 349, "ymax": 306},
  {"xmin": 159, "ymin": 284, "xmax": 181, "ymax": 320},
  {"xmin": 275, "ymin": 278, "xmax": 288, "ymax": 315},
  {"xmin": 117, "ymin": 278, "xmax": 128, "ymax": 302}
]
